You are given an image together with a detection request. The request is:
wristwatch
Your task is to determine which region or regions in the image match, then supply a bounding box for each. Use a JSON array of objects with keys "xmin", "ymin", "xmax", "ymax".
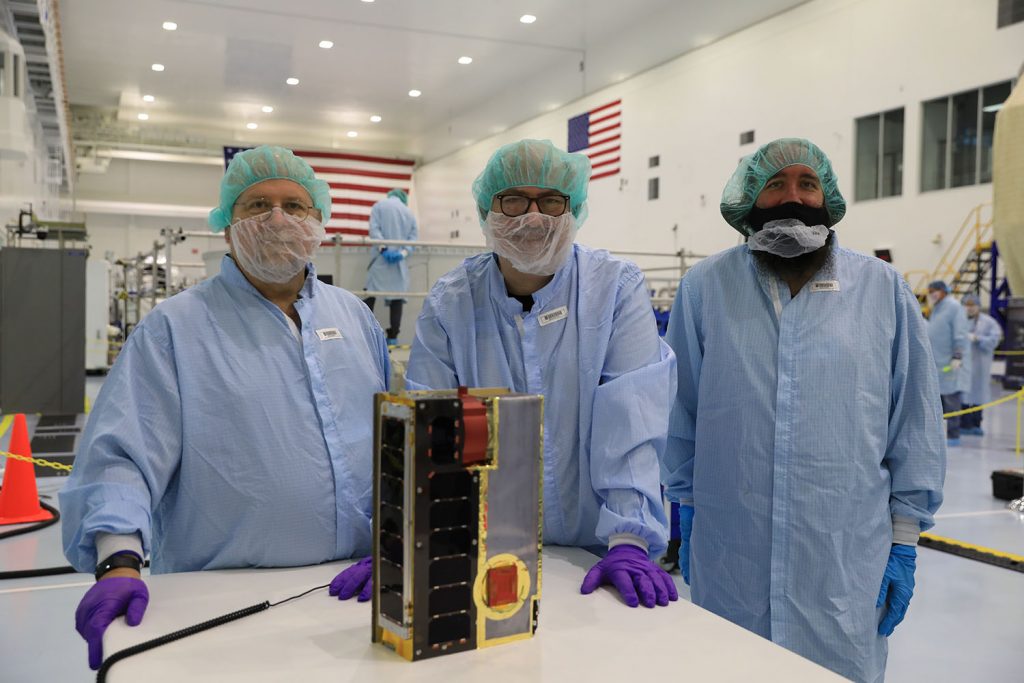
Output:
[{"xmin": 95, "ymin": 552, "xmax": 143, "ymax": 580}]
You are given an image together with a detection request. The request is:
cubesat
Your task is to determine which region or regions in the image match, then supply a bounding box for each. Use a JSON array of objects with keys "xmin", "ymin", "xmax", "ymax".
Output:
[{"xmin": 371, "ymin": 387, "xmax": 543, "ymax": 660}]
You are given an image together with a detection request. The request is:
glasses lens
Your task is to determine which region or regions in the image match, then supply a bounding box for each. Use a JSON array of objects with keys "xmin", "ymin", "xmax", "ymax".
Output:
[
  {"xmin": 537, "ymin": 196, "xmax": 568, "ymax": 216},
  {"xmin": 281, "ymin": 201, "xmax": 310, "ymax": 220},
  {"xmin": 243, "ymin": 198, "xmax": 271, "ymax": 216},
  {"xmin": 500, "ymin": 196, "xmax": 530, "ymax": 217}
]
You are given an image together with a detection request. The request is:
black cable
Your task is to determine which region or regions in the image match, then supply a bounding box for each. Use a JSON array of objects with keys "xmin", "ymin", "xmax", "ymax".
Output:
[
  {"xmin": 0, "ymin": 498, "xmax": 60, "ymax": 540},
  {"xmin": 96, "ymin": 582, "xmax": 331, "ymax": 682},
  {"xmin": 0, "ymin": 564, "xmax": 77, "ymax": 580}
]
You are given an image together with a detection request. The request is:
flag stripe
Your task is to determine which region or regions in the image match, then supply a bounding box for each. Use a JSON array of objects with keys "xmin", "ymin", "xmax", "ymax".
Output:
[
  {"xmin": 589, "ymin": 122, "xmax": 620, "ymax": 137},
  {"xmin": 589, "ymin": 111, "xmax": 619, "ymax": 126},
  {"xmin": 588, "ymin": 133, "xmax": 620, "ymax": 148},
  {"xmin": 590, "ymin": 99, "xmax": 621, "ymax": 115},
  {"xmin": 293, "ymin": 150, "xmax": 415, "ymax": 166},
  {"xmin": 310, "ymin": 166, "xmax": 412, "ymax": 181},
  {"xmin": 332, "ymin": 198, "xmax": 377, "ymax": 207},
  {"xmin": 327, "ymin": 181, "xmax": 407, "ymax": 194},
  {"xmin": 591, "ymin": 168, "xmax": 620, "ymax": 181},
  {"xmin": 592, "ymin": 156, "xmax": 620, "ymax": 170},
  {"xmin": 586, "ymin": 145, "xmax": 620, "ymax": 160}
]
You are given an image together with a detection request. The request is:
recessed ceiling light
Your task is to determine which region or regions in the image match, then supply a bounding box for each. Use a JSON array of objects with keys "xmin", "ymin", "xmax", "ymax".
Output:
[
  {"xmin": 457, "ymin": 56, "xmax": 473, "ymax": 65},
  {"xmin": 286, "ymin": 77, "xmax": 300, "ymax": 85},
  {"xmin": 408, "ymin": 89, "xmax": 422, "ymax": 97},
  {"xmin": 520, "ymin": 14, "xmax": 537, "ymax": 24},
  {"xmin": 246, "ymin": 122, "xmax": 258, "ymax": 130},
  {"xmin": 137, "ymin": 113, "xmax": 149, "ymax": 121},
  {"xmin": 151, "ymin": 63, "xmax": 165, "ymax": 72},
  {"xmin": 361, "ymin": 0, "xmax": 375, "ymax": 3},
  {"xmin": 162, "ymin": 21, "xmax": 177, "ymax": 31},
  {"xmin": 318, "ymin": 40, "xmax": 334, "ymax": 49},
  {"xmin": 142, "ymin": 94, "xmax": 155, "ymax": 103},
  {"xmin": 370, "ymin": 115, "xmax": 382, "ymax": 123},
  {"xmin": 347, "ymin": 131, "xmax": 358, "ymax": 138},
  {"xmin": 261, "ymin": 105, "xmax": 274, "ymax": 113}
]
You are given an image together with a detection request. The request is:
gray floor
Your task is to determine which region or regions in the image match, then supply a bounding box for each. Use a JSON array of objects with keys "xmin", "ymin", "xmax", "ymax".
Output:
[{"xmin": 1, "ymin": 378, "xmax": 1022, "ymax": 681}]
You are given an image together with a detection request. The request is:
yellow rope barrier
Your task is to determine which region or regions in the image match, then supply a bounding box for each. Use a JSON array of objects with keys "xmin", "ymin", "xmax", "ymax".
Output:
[
  {"xmin": 0, "ymin": 450, "xmax": 74, "ymax": 473},
  {"xmin": 0, "ymin": 414, "xmax": 12, "ymax": 440},
  {"xmin": 941, "ymin": 388, "xmax": 1024, "ymax": 457},
  {"xmin": 994, "ymin": 350, "xmax": 1024, "ymax": 356}
]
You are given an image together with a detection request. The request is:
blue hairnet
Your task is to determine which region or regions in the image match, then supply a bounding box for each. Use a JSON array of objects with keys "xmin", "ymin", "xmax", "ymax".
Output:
[
  {"xmin": 720, "ymin": 138, "xmax": 846, "ymax": 236},
  {"xmin": 208, "ymin": 145, "xmax": 332, "ymax": 232},
  {"xmin": 472, "ymin": 139, "xmax": 591, "ymax": 227},
  {"xmin": 386, "ymin": 188, "xmax": 408, "ymax": 205},
  {"xmin": 962, "ymin": 294, "xmax": 980, "ymax": 305},
  {"xmin": 928, "ymin": 280, "xmax": 950, "ymax": 293}
]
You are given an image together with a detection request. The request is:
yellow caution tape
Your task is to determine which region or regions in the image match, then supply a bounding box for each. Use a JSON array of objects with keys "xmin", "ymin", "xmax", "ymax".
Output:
[
  {"xmin": 0, "ymin": 415, "xmax": 12, "ymax": 441},
  {"xmin": 942, "ymin": 388, "xmax": 1024, "ymax": 418},
  {"xmin": 920, "ymin": 532, "xmax": 1024, "ymax": 565},
  {"xmin": 1, "ymin": 450, "xmax": 74, "ymax": 473},
  {"xmin": 994, "ymin": 350, "xmax": 1024, "ymax": 356}
]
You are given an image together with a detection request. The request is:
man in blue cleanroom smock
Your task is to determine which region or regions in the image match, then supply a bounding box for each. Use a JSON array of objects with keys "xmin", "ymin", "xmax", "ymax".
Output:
[
  {"xmin": 663, "ymin": 138, "xmax": 945, "ymax": 683},
  {"xmin": 334, "ymin": 139, "xmax": 677, "ymax": 610},
  {"xmin": 925, "ymin": 280, "xmax": 970, "ymax": 445},
  {"xmin": 364, "ymin": 188, "xmax": 418, "ymax": 344},
  {"xmin": 960, "ymin": 294, "xmax": 1003, "ymax": 435},
  {"xmin": 60, "ymin": 145, "xmax": 390, "ymax": 670}
]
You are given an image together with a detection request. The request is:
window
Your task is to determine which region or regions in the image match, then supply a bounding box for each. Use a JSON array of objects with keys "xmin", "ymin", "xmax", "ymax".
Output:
[
  {"xmin": 920, "ymin": 80, "xmax": 1014, "ymax": 192},
  {"xmin": 648, "ymin": 177, "xmax": 659, "ymax": 201},
  {"xmin": 12, "ymin": 53, "xmax": 19, "ymax": 98},
  {"xmin": 648, "ymin": 155, "xmax": 660, "ymax": 168},
  {"xmin": 854, "ymin": 108, "xmax": 904, "ymax": 201},
  {"xmin": 740, "ymin": 130, "xmax": 755, "ymax": 145},
  {"xmin": 998, "ymin": 0, "xmax": 1024, "ymax": 28},
  {"xmin": 0, "ymin": 52, "xmax": 5, "ymax": 97}
]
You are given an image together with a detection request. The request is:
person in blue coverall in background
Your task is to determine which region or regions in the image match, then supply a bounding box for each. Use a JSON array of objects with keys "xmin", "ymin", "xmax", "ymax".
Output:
[
  {"xmin": 60, "ymin": 146, "xmax": 390, "ymax": 670},
  {"xmin": 364, "ymin": 188, "xmax": 418, "ymax": 345},
  {"xmin": 663, "ymin": 138, "xmax": 945, "ymax": 682},
  {"xmin": 960, "ymin": 294, "xmax": 1003, "ymax": 435},
  {"xmin": 333, "ymin": 138, "xmax": 678, "ymax": 610},
  {"xmin": 925, "ymin": 280, "xmax": 970, "ymax": 446}
]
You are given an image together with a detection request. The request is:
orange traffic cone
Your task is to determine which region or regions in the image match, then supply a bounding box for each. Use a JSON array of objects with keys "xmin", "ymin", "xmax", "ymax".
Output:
[{"xmin": 0, "ymin": 413, "xmax": 54, "ymax": 525}]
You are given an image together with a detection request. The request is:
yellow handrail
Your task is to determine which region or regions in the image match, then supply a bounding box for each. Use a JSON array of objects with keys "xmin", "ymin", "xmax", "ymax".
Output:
[{"xmin": 905, "ymin": 203, "xmax": 993, "ymax": 297}]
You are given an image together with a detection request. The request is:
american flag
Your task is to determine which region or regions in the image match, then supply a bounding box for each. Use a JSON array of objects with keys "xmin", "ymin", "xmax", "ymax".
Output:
[
  {"xmin": 567, "ymin": 99, "xmax": 621, "ymax": 181},
  {"xmin": 223, "ymin": 147, "xmax": 415, "ymax": 236}
]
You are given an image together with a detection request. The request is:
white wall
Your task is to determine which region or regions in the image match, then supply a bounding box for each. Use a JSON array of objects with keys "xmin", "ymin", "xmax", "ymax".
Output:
[{"xmin": 413, "ymin": 0, "xmax": 1024, "ymax": 280}]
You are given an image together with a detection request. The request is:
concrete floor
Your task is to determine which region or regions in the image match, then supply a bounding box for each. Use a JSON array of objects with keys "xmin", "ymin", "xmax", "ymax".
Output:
[{"xmin": 1, "ymin": 377, "xmax": 1022, "ymax": 681}]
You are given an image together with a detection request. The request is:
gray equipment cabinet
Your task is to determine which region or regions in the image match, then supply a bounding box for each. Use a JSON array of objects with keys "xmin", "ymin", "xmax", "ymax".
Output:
[{"xmin": 0, "ymin": 247, "xmax": 86, "ymax": 413}]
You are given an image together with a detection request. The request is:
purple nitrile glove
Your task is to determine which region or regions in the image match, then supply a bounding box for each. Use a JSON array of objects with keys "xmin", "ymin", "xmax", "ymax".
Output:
[
  {"xmin": 329, "ymin": 556, "xmax": 373, "ymax": 602},
  {"xmin": 75, "ymin": 577, "xmax": 149, "ymax": 670},
  {"xmin": 580, "ymin": 544, "xmax": 679, "ymax": 608}
]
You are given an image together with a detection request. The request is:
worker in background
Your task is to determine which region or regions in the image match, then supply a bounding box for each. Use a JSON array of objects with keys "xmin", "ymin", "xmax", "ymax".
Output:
[
  {"xmin": 60, "ymin": 146, "xmax": 390, "ymax": 670},
  {"xmin": 364, "ymin": 188, "xmax": 418, "ymax": 345},
  {"xmin": 663, "ymin": 138, "xmax": 945, "ymax": 683},
  {"xmin": 960, "ymin": 294, "xmax": 1003, "ymax": 436},
  {"xmin": 926, "ymin": 280, "xmax": 970, "ymax": 446},
  {"xmin": 334, "ymin": 139, "xmax": 677, "ymax": 610}
]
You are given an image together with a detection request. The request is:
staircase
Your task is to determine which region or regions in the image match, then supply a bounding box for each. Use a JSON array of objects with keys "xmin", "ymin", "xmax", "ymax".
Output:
[{"xmin": 906, "ymin": 204, "xmax": 1012, "ymax": 326}]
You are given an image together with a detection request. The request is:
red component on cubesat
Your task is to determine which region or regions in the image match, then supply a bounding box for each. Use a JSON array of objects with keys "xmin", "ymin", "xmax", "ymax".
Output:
[{"xmin": 487, "ymin": 564, "xmax": 518, "ymax": 607}]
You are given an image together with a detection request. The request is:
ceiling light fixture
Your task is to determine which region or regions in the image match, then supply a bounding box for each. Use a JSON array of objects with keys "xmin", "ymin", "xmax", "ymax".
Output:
[
  {"xmin": 318, "ymin": 40, "xmax": 334, "ymax": 49},
  {"xmin": 370, "ymin": 115, "xmax": 382, "ymax": 123},
  {"xmin": 983, "ymin": 103, "xmax": 1004, "ymax": 113},
  {"xmin": 520, "ymin": 14, "xmax": 537, "ymax": 24},
  {"xmin": 261, "ymin": 105, "xmax": 274, "ymax": 113},
  {"xmin": 162, "ymin": 21, "xmax": 177, "ymax": 31},
  {"xmin": 142, "ymin": 94, "xmax": 155, "ymax": 103},
  {"xmin": 151, "ymin": 63, "xmax": 165, "ymax": 72},
  {"xmin": 347, "ymin": 131, "xmax": 358, "ymax": 138},
  {"xmin": 286, "ymin": 77, "xmax": 300, "ymax": 85},
  {"xmin": 246, "ymin": 122, "xmax": 258, "ymax": 130},
  {"xmin": 458, "ymin": 56, "xmax": 473, "ymax": 65},
  {"xmin": 408, "ymin": 89, "xmax": 422, "ymax": 97},
  {"xmin": 361, "ymin": 0, "xmax": 375, "ymax": 3},
  {"xmin": 137, "ymin": 113, "xmax": 149, "ymax": 121}
]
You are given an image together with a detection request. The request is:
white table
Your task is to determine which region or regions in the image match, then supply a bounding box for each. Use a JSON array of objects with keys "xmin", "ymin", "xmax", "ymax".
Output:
[{"xmin": 104, "ymin": 547, "xmax": 842, "ymax": 682}]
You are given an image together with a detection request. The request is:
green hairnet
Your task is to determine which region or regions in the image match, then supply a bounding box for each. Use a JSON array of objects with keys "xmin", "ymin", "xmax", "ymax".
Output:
[
  {"xmin": 387, "ymin": 188, "xmax": 408, "ymax": 205},
  {"xmin": 720, "ymin": 138, "xmax": 846, "ymax": 236},
  {"xmin": 472, "ymin": 139, "xmax": 591, "ymax": 227},
  {"xmin": 208, "ymin": 145, "xmax": 332, "ymax": 232}
]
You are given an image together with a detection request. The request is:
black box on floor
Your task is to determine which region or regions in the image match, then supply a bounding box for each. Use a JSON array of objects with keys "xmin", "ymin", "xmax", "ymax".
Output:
[{"xmin": 991, "ymin": 469, "xmax": 1024, "ymax": 501}]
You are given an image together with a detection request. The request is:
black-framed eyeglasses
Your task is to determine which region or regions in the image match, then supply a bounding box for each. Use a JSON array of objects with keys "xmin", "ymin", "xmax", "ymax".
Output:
[
  {"xmin": 235, "ymin": 197, "xmax": 320, "ymax": 222},
  {"xmin": 495, "ymin": 194, "xmax": 570, "ymax": 217}
]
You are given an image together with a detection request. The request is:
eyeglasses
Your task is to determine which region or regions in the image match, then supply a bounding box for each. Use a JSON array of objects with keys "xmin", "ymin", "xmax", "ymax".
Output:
[
  {"xmin": 495, "ymin": 194, "xmax": 570, "ymax": 217},
  {"xmin": 235, "ymin": 197, "xmax": 320, "ymax": 222}
]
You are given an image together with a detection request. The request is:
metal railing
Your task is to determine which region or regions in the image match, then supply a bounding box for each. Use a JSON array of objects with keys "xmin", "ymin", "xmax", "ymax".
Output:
[{"xmin": 905, "ymin": 203, "xmax": 993, "ymax": 297}]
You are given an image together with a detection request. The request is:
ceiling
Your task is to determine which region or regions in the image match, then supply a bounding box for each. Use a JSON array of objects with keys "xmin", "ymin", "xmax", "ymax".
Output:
[{"xmin": 59, "ymin": 0, "xmax": 807, "ymax": 163}]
